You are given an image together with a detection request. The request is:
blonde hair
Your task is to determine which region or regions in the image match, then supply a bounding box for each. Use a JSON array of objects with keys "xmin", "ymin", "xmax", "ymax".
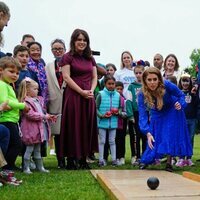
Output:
[
  {"xmin": 120, "ymin": 51, "xmax": 133, "ymax": 69},
  {"xmin": 142, "ymin": 67, "xmax": 165, "ymax": 110},
  {"xmin": 18, "ymin": 78, "xmax": 38, "ymax": 102}
]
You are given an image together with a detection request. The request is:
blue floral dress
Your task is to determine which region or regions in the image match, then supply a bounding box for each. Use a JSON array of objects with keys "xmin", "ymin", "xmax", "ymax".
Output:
[{"xmin": 138, "ymin": 80, "xmax": 192, "ymax": 164}]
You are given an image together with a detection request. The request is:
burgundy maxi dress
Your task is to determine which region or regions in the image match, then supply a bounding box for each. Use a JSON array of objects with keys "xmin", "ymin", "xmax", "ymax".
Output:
[{"xmin": 59, "ymin": 52, "xmax": 98, "ymax": 159}]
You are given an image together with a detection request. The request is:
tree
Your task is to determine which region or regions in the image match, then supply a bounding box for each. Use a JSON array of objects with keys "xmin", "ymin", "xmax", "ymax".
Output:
[{"xmin": 185, "ymin": 49, "xmax": 200, "ymax": 77}]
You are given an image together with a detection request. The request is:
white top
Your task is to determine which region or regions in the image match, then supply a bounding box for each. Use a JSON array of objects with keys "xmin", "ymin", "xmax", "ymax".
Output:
[
  {"xmin": 162, "ymin": 70, "xmax": 182, "ymax": 82},
  {"xmin": 114, "ymin": 67, "xmax": 136, "ymax": 99}
]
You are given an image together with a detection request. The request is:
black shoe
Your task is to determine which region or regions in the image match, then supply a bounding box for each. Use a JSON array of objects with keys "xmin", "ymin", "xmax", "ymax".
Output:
[
  {"xmin": 139, "ymin": 163, "xmax": 147, "ymax": 170},
  {"xmin": 79, "ymin": 162, "xmax": 91, "ymax": 170},
  {"xmin": 165, "ymin": 163, "xmax": 173, "ymax": 172},
  {"xmin": 79, "ymin": 159, "xmax": 91, "ymax": 170},
  {"xmin": 66, "ymin": 158, "xmax": 78, "ymax": 170},
  {"xmin": 58, "ymin": 158, "xmax": 66, "ymax": 169}
]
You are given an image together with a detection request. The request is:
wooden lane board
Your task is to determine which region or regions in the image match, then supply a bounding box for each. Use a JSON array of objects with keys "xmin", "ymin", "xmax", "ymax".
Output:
[{"xmin": 91, "ymin": 170, "xmax": 200, "ymax": 200}]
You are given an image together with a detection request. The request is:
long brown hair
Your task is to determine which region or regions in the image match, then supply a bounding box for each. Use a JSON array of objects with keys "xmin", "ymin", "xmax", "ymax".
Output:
[
  {"xmin": 164, "ymin": 54, "xmax": 180, "ymax": 71},
  {"xmin": 142, "ymin": 67, "xmax": 165, "ymax": 110},
  {"xmin": 69, "ymin": 28, "xmax": 92, "ymax": 59}
]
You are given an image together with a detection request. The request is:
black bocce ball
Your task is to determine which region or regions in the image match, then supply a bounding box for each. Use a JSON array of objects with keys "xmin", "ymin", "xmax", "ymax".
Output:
[{"xmin": 147, "ymin": 177, "xmax": 159, "ymax": 190}]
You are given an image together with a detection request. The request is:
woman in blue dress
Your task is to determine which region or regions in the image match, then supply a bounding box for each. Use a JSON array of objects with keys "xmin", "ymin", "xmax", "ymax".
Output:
[{"xmin": 138, "ymin": 67, "xmax": 192, "ymax": 172}]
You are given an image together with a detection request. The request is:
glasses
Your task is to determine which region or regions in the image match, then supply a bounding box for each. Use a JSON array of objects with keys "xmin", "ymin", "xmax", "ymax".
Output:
[{"xmin": 52, "ymin": 48, "xmax": 64, "ymax": 52}]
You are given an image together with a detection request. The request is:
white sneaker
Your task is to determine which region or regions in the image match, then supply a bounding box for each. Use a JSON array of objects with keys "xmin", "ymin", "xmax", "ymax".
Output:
[
  {"xmin": 131, "ymin": 157, "xmax": 136, "ymax": 165},
  {"xmin": 50, "ymin": 149, "xmax": 56, "ymax": 156},
  {"xmin": 40, "ymin": 167, "xmax": 50, "ymax": 173},
  {"xmin": 23, "ymin": 168, "xmax": 32, "ymax": 174},
  {"xmin": 119, "ymin": 158, "xmax": 125, "ymax": 165},
  {"xmin": 116, "ymin": 159, "xmax": 122, "ymax": 166}
]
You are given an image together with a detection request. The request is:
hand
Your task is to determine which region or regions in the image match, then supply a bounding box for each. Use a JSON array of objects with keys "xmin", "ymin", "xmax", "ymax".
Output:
[
  {"xmin": 87, "ymin": 90, "xmax": 94, "ymax": 98},
  {"xmin": 45, "ymin": 114, "xmax": 59, "ymax": 123},
  {"xmin": 174, "ymin": 102, "xmax": 181, "ymax": 110},
  {"xmin": 0, "ymin": 101, "xmax": 11, "ymax": 111},
  {"xmin": 103, "ymin": 111, "xmax": 112, "ymax": 118},
  {"xmin": 81, "ymin": 90, "xmax": 94, "ymax": 99},
  {"xmin": 191, "ymin": 86, "xmax": 197, "ymax": 94},
  {"xmin": 147, "ymin": 132, "xmax": 155, "ymax": 149},
  {"xmin": 44, "ymin": 113, "xmax": 53, "ymax": 120},
  {"xmin": 24, "ymin": 104, "xmax": 30, "ymax": 113},
  {"xmin": 110, "ymin": 108, "xmax": 119, "ymax": 115}
]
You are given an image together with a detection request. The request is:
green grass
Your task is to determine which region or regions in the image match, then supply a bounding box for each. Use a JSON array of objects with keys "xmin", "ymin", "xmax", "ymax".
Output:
[{"xmin": 1, "ymin": 135, "xmax": 200, "ymax": 200}]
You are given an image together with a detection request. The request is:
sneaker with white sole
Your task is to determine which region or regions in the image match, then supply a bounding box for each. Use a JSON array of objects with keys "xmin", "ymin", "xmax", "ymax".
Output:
[
  {"xmin": 111, "ymin": 160, "xmax": 119, "ymax": 166},
  {"xmin": 132, "ymin": 158, "xmax": 141, "ymax": 166},
  {"xmin": 175, "ymin": 159, "xmax": 187, "ymax": 167},
  {"xmin": 119, "ymin": 158, "xmax": 125, "ymax": 165},
  {"xmin": 131, "ymin": 157, "xmax": 136, "ymax": 165},
  {"xmin": 98, "ymin": 160, "xmax": 107, "ymax": 167},
  {"xmin": 186, "ymin": 159, "xmax": 195, "ymax": 166}
]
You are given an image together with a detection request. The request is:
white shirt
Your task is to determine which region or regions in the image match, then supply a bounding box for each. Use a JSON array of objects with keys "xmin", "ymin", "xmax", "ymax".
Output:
[{"xmin": 114, "ymin": 67, "xmax": 136, "ymax": 99}]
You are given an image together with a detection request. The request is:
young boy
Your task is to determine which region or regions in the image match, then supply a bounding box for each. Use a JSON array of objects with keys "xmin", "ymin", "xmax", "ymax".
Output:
[
  {"xmin": 0, "ymin": 56, "xmax": 29, "ymax": 170},
  {"xmin": 13, "ymin": 45, "xmax": 38, "ymax": 92},
  {"xmin": 126, "ymin": 65, "xmax": 146, "ymax": 166},
  {"xmin": 115, "ymin": 81, "xmax": 127, "ymax": 165}
]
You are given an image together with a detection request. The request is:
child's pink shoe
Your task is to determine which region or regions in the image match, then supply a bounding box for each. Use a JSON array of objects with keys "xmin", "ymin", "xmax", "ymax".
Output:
[
  {"xmin": 186, "ymin": 159, "xmax": 195, "ymax": 166},
  {"xmin": 175, "ymin": 159, "xmax": 187, "ymax": 167}
]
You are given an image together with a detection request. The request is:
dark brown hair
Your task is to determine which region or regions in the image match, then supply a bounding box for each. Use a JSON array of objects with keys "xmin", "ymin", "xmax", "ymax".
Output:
[
  {"xmin": 164, "ymin": 54, "xmax": 180, "ymax": 71},
  {"xmin": 70, "ymin": 29, "xmax": 92, "ymax": 59},
  {"xmin": 13, "ymin": 45, "xmax": 29, "ymax": 57},
  {"xmin": 21, "ymin": 34, "xmax": 35, "ymax": 42}
]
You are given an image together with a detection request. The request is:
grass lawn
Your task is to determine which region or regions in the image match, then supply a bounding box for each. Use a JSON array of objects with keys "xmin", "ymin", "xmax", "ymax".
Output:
[{"xmin": 1, "ymin": 134, "xmax": 200, "ymax": 200}]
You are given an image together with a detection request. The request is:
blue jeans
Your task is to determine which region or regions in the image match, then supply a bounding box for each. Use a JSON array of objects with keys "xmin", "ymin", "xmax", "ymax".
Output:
[
  {"xmin": 186, "ymin": 119, "xmax": 197, "ymax": 148},
  {"xmin": 0, "ymin": 125, "xmax": 10, "ymax": 156},
  {"xmin": 99, "ymin": 128, "xmax": 116, "ymax": 161},
  {"xmin": 1, "ymin": 122, "xmax": 22, "ymax": 169}
]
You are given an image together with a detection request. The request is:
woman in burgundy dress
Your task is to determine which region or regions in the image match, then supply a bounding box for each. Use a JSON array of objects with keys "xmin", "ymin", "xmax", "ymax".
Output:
[{"xmin": 59, "ymin": 29, "xmax": 98, "ymax": 169}]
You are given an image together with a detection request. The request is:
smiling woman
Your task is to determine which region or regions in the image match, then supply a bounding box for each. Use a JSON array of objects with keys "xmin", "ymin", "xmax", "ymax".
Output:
[
  {"xmin": 27, "ymin": 41, "xmax": 48, "ymax": 105},
  {"xmin": 59, "ymin": 29, "xmax": 98, "ymax": 170}
]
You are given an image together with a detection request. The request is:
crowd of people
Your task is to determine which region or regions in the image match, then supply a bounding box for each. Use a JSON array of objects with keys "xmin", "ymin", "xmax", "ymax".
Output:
[{"xmin": 0, "ymin": 1, "xmax": 200, "ymax": 187}]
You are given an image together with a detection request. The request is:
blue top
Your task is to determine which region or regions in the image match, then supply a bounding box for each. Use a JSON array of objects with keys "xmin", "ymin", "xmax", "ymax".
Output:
[
  {"xmin": 15, "ymin": 69, "xmax": 38, "ymax": 92},
  {"xmin": 138, "ymin": 80, "xmax": 192, "ymax": 164},
  {"xmin": 96, "ymin": 88, "xmax": 120, "ymax": 129}
]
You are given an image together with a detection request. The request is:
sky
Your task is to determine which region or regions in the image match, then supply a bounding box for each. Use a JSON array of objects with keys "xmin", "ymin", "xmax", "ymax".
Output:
[{"xmin": 2, "ymin": 0, "xmax": 200, "ymax": 70}]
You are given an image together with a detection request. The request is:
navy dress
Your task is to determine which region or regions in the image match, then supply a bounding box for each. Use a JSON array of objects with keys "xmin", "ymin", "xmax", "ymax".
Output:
[{"xmin": 138, "ymin": 80, "xmax": 192, "ymax": 164}]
